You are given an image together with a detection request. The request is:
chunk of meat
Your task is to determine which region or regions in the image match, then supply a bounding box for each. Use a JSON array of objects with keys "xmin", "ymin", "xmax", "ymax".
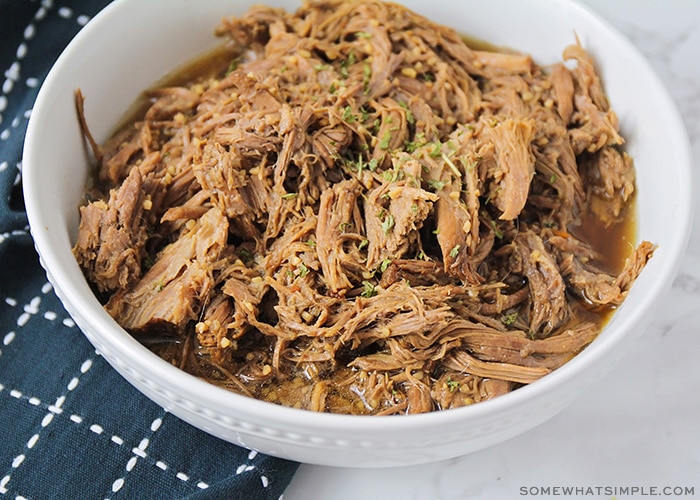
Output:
[
  {"xmin": 559, "ymin": 240, "xmax": 656, "ymax": 308},
  {"xmin": 420, "ymin": 139, "xmax": 484, "ymax": 284},
  {"xmin": 512, "ymin": 230, "xmax": 569, "ymax": 335},
  {"xmin": 564, "ymin": 43, "xmax": 624, "ymax": 154},
  {"xmin": 364, "ymin": 155, "xmax": 437, "ymax": 269},
  {"xmin": 484, "ymin": 117, "xmax": 536, "ymax": 220},
  {"xmin": 581, "ymin": 146, "xmax": 636, "ymax": 225},
  {"xmin": 443, "ymin": 350, "xmax": 550, "ymax": 385},
  {"xmin": 316, "ymin": 179, "xmax": 364, "ymax": 294},
  {"xmin": 549, "ymin": 62, "xmax": 575, "ymax": 123},
  {"xmin": 73, "ymin": 165, "xmax": 150, "ymax": 293},
  {"xmin": 105, "ymin": 208, "xmax": 228, "ymax": 333}
]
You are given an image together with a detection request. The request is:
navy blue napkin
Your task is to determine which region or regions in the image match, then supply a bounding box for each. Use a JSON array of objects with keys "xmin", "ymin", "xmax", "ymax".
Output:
[{"xmin": 0, "ymin": 1, "xmax": 299, "ymax": 498}]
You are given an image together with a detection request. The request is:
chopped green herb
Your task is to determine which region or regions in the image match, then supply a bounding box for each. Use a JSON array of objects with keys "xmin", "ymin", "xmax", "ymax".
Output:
[
  {"xmin": 381, "ymin": 214, "xmax": 395, "ymax": 234},
  {"xmin": 298, "ymin": 263, "xmax": 310, "ymax": 277},
  {"xmin": 362, "ymin": 63, "xmax": 372, "ymax": 93},
  {"xmin": 426, "ymin": 179, "xmax": 447, "ymax": 191},
  {"xmin": 281, "ymin": 192, "xmax": 298, "ymax": 199},
  {"xmin": 341, "ymin": 106, "xmax": 356, "ymax": 123},
  {"xmin": 359, "ymin": 105, "xmax": 371, "ymax": 122},
  {"xmin": 153, "ymin": 280, "xmax": 164, "ymax": 292},
  {"xmin": 449, "ymin": 244, "xmax": 461, "ymax": 258},
  {"xmin": 446, "ymin": 377, "xmax": 459, "ymax": 392},
  {"xmin": 490, "ymin": 220, "xmax": 504, "ymax": 239},
  {"xmin": 225, "ymin": 57, "xmax": 241, "ymax": 76},
  {"xmin": 501, "ymin": 312, "xmax": 519, "ymax": 326},
  {"xmin": 379, "ymin": 258, "xmax": 391, "ymax": 273},
  {"xmin": 238, "ymin": 248, "xmax": 254, "ymax": 262},
  {"xmin": 345, "ymin": 153, "xmax": 363, "ymax": 173},
  {"xmin": 360, "ymin": 280, "xmax": 378, "ymax": 298},
  {"xmin": 358, "ymin": 239, "xmax": 369, "ymax": 251},
  {"xmin": 382, "ymin": 165, "xmax": 404, "ymax": 182},
  {"xmin": 404, "ymin": 140, "xmax": 419, "ymax": 153},
  {"xmin": 428, "ymin": 141, "xmax": 442, "ymax": 158},
  {"xmin": 404, "ymin": 133, "xmax": 427, "ymax": 153},
  {"xmin": 379, "ymin": 131, "xmax": 392, "ymax": 150},
  {"xmin": 398, "ymin": 101, "xmax": 415, "ymax": 124},
  {"xmin": 339, "ymin": 49, "xmax": 356, "ymax": 79},
  {"xmin": 356, "ymin": 31, "xmax": 372, "ymax": 39},
  {"xmin": 442, "ymin": 152, "xmax": 462, "ymax": 177},
  {"xmin": 460, "ymin": 156, "xmax": 479, "ymax": 171}
]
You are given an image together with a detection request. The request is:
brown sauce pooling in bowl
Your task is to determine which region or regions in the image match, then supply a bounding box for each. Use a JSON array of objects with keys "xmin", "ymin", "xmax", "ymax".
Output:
[{"xmin": 73, "ymin": 0, "xmax": 654, "ymax": 415}]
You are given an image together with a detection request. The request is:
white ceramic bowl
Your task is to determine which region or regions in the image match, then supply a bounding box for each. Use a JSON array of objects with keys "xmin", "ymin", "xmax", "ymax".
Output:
[{"xmin": 23, "ymin": 0, "xmax": 693, "ymax": 467}]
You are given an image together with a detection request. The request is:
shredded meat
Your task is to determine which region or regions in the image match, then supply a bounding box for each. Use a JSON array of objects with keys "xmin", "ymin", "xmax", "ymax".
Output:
[
  {"xmin": 104, "ymin": 207, "xmax": 228, "ymax": 333},
  {"xmin": 73, "ymin": 0, "xmax": 654, "ymax": 415}
]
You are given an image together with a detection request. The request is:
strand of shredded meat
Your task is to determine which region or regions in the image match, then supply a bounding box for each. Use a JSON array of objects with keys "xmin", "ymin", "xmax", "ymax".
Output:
[{"xmin": 73, "ymin": 0, "xmax": 655, "ymax": 415}]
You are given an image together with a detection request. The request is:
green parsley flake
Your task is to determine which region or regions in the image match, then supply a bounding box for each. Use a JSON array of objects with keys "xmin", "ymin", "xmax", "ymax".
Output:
[
  {"xmin": 360, "ymin": 280, "xmax": 378, "ymax": 298},
  {"xmin": 426, "ymin": 179, "xmax": 447, "ymax": 191},
  {"xmin": 501, "ymin": 312, "xmax": 518, "ymax": 326},
  {"xmin": 490, "ymin": 220, "xmax": 504, "ymax": 239},
  {"xmin": 342, "ymin": 106, "xmax": 356, "ymax": 123},
  {"xmin": 362, "ymin": 63, "xmax": 372, "ymax": 93},
  {"xmin": 398, "ymin": 101, "xmax": 415, "ymax": 124},
  {"xmin": 446, "ymin": 377, "xmax": 459, "ymax": 392},
  {"xmin": 381, "ymin": 214, "xmax": 395, "ymax": 234},
  {"xmin": 379, "ymin": 131, "xmax": 392, "ymax": 150},
  {"xmin": 225, "ymin": 57, "xmax": 241, "ymax": 76},
  {"xmin": 238, "ymin": 248, "xmax": 254, "ymax": 262},
  {"xmin": 379, "ymin": 258, "xmax": 391, "ymax": 273}
]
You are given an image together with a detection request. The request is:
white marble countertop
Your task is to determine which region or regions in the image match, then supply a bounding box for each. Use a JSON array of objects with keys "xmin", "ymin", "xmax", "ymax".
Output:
[{"xmin": 285, "ymin": 1, "xmax": 700, "ymax": 498}]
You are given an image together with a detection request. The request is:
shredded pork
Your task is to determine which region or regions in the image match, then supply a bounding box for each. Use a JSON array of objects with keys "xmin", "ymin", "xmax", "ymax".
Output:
[{"xmin": 73, "ymin": 0, "xmax": 654, "ymax": 415}]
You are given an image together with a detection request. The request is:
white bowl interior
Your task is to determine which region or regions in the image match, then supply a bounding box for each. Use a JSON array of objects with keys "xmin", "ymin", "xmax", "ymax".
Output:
[{"xmin": 23, "ymin": 0, "xmax": 693, "ymax": 467}]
